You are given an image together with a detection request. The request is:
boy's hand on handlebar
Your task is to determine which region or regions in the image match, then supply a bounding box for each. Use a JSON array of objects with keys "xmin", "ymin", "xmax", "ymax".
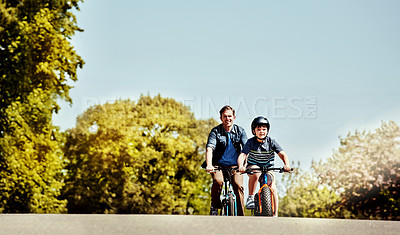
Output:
[
  {"xmin": 283, "ymin": 165, "xmax": 292, "ymax": 172},
  {"xmin": 238, "ymin": 166, "xmax": 246, "ymax": 173},
  {"xmin": 206, "ymin": 165, "xmax": 215, "ymax": 173}
]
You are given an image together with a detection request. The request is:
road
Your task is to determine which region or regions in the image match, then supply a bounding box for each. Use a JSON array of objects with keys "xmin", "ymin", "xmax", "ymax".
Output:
[{"xmin": 1, "ymin": 214, "xmax": 398, "ymax": 235}]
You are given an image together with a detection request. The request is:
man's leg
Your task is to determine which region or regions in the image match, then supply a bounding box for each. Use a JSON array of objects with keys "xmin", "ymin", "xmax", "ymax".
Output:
[
  {"xmin": 210, "ymin": 170, "xmax": 224, "ymax": 214},
  {"xmin": 232, "ymin": 171, "xmax": 245, "ymax": 216}
]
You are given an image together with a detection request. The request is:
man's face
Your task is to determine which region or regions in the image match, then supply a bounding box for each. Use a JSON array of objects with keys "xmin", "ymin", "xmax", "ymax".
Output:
[
  {"xmin": 220, "ymin": 110, "xmax": 235, "ymax": 129},
  {"xmin": 255, "ymin": 125, "xmax": 268, "ymax": 140}
]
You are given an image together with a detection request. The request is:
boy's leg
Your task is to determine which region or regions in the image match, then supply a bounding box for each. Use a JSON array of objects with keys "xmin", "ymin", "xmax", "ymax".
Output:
[
  {"xmin": 268, "ymin": 171, "xmax": 278, "ymax": 216},
  {"xmin": 246, "ymin": 165, "xmax": 261, "ymax": 209},
  {"xmin": 248, "ymin": 165, "xmax": 261, "ymax": 195},
  {"xmin": 248, "ymin": 174, "xmax": 260, "ymax": 195}
]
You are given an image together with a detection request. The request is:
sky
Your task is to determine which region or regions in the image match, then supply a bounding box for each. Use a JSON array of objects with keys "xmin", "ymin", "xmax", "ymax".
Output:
[{"xmin": 53, "ymin": 0, "xmax": 400, "ymax": 170}]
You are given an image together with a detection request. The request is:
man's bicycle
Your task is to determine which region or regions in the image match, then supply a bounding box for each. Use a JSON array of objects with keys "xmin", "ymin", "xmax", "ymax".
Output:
[
  {"xmin": 244, "ymin": 166, "xmax": 293, "ymax": 216},
  {"xmin": 212, "ymin": 166, "xmax": 238, "ymax": 216}
]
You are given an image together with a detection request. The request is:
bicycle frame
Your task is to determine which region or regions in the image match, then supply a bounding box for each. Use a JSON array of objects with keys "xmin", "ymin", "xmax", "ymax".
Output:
[{"xmin": 258, "ymin": 167, "xmax": 283, "ymax": 186}]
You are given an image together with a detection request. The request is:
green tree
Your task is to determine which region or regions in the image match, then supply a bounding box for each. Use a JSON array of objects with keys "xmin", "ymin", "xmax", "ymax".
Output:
[
  {"xmin": 62, "ymin": 95, "xmax": 217, "ymax": 214},
  {"xmin": 280, "ymin": 121, "xmax": 400, "ymax": 220},
  {"xmin": 0, "ymin": 0, "xmax": 84, "ymax": 212},
  {"xmin": 0, "ymin": 89, "xmax": 66, "ymax": 212},
  {"xmin": 279, "ymin": 161, "xmax": 340, "ymax": 218},
  {"xmin": 0, "ymin": 0, "xmax": 84, "ymax": 127},
  {"xmin": 317, "ymin": 121, "xmax": 400, "ymax": 220}
]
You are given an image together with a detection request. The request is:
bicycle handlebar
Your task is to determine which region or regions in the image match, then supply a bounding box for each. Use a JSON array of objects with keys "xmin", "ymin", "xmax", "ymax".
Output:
[
  {"xmin": 244, "ymin": 167, "xmax": 293, "ymax": 175},
  {"xmin": 207, "ymin": 166, "xmax": 293, "ymax": 174},
  {"xmin": 210, "ymin": 166, "xmax": 239, "ymax": 173}
]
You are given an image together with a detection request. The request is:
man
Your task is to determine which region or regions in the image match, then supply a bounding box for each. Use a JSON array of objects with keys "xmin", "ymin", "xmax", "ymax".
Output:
[{"xmin": 204, "ymin": 105, "xmax": 248, "ymax": 216}]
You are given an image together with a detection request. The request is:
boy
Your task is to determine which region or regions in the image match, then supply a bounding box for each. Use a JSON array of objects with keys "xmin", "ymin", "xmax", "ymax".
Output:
[{"xmin": 238, "ymin": 116, "xmax": 291, "ymax": 216}]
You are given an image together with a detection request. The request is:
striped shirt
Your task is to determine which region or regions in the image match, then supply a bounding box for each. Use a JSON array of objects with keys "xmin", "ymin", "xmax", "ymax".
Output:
[{"xmin": 241, "ymin": 137, "xmax": 283, "ymax": 167}]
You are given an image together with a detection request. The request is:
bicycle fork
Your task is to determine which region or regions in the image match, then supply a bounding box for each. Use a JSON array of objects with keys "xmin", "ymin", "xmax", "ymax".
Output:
[
  {"xmin": 252, "ymin": 172, "xmax": 275, "ymax": 216},
  {"xmin": 259, "ymin": 172, "xmax": 275, "ymax": 215},
  {"xmin": 221, "ymin": 181, "xmax": 237, "ymax": 216},
  {"xmin": 228, "ymin": 183, "xmax": 237, "ymax": 216}
]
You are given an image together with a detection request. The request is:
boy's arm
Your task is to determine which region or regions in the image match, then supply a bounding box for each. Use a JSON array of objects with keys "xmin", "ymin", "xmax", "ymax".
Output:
[
  {"xmin": 237, "ymin": 153, "xmax": 247, "ymax": 173},
  {"xmin": 277, "ymin": 151, "xmax": 291, "ymax": 171},
  {"xmin": 238, "ymin": 138, "xmax": 250, "ymax": 172}
]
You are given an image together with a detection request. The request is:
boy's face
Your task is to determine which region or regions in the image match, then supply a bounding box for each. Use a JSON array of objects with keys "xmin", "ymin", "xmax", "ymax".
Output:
[{"xmin": 255, "ymin": 125, "xmax": 268, "ymax": 140}]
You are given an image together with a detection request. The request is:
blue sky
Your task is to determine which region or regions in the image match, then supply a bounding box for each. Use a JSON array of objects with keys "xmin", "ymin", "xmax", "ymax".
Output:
[{"xmin": 54, "ymin": 0, "xmax": 400, "ymax": 170}]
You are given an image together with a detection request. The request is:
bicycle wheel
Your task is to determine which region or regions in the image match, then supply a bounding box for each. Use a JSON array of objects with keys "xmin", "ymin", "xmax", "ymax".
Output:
[
  {"xmin": 220, "ymin": 198, "xmax": 227, "ymax": 216},
  {"xmin": 254, "ymin": 186, "xmax": 273, "ymax": 216},
  {"xmin": 227, "ymin": 193, "xmax": 236, "ymax": 216}
]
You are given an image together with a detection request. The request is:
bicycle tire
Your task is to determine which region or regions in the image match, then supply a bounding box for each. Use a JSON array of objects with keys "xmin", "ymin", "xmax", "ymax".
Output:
[
  {"xmin": 220, "ymin": 198, "xmax": 226, "ymax": 216},
  {"xmin": 227, "ymin": 193, "xmax": 236, "ymax": 216},
  {"xmin": 254, "ymin": 186, "xmax": 273, "ymax": 216}
]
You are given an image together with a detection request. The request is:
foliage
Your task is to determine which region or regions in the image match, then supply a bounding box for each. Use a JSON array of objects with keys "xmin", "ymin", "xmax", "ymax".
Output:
[
  {"xmin": 278, "ymin": 161, "xmax": 341, "ymax": 218},
  {"xmin": 280, "ymin": 121, "xmax": 400, "ymax": 220},
  {"xmin": 0, "ymin": 0, "xmax": 83, "ymax": 212},
  {"xmin": 0, "ymin": 89, "xmax": 67, "ymax": 212},
  {"xmin": 0, "ymin": 0, "xmax": 84, "ymax": 132},
  {"xmin": 62, "ymin": 95, "xmax": 218, "ymax": 214},
  {"xmin": 316, "ymin": 121, "xmax": 400, "ymax": 220}
]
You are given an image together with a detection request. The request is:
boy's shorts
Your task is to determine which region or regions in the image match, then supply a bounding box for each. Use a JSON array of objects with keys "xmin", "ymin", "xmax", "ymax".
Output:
[{"xmin": 246, "ymin": 165, "xmax": 277, "ymax": 191}]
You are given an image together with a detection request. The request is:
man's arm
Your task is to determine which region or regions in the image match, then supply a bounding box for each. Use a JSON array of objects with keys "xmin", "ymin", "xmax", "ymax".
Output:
[
  {"xmin": 205, "ymin": 128, "xmax": 217, "ymax": 173},
  {"xmin": 205, "ymin": 147, "xmax": 214, "ymax": 173},
  {"xmin": 239, "ymin": 127, "xmax": 248, "ymax": 148},
  {"xmin": 277, "ymin": 151, "xmax": 291, "ymax": 171}
]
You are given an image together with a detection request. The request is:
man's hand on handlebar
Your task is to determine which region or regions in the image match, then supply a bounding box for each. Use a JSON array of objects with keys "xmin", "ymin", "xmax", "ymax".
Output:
[{"xmin": 206, "ymin": 165, "xmax": 215, "ymax": 173}]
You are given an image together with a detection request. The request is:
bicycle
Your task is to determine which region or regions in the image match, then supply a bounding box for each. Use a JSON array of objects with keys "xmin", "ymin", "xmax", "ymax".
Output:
[
  {"xmin": 210, "ymin": 166, "xmax": 238, "ymax": 216},
  {"xmin": 244, "ymin": 166, "xmax": 293, "ymax": 216}
]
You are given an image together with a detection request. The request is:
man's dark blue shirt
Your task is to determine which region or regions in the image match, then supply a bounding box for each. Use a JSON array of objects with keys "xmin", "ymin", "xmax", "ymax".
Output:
[{"xmin": 204, "ymin": 124, "xmax": 248, "ymax": 167}]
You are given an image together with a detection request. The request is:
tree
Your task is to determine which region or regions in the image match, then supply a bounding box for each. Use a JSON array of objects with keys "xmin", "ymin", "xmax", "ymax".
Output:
[
  {"xmin": 317, "ymin": 121, "xmax": 400, "ymax": 220},
  {"xmin": 0, "ymin": 89, "xmax": 67, "ymax": 212},
  {"xmin": 0, "ymin": 0, "xmax": 84, "ymax": 132},
  {"xmin": 0, "ymin": 0, "xmax": 84, "ymax": 212},
  {"xmin": 278, "ymin": 161, "xmax": 341, "ymax": 218},
  {"xmin": 279, "ymin": 121, "xmax": 400, "ymax": 220},
  {"xmin": 62, "ymin": 95, "xmax": 218, "ymax": 214}
]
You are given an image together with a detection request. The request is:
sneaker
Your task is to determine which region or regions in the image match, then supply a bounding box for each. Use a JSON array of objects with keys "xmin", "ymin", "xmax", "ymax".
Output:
[
  {"xmin": 210, "ymin": 207, "xmax": 219, "ymax": 216},
  {"xmin": 246, "ymin": 195, "xmax": 255, "ymax": 209}
]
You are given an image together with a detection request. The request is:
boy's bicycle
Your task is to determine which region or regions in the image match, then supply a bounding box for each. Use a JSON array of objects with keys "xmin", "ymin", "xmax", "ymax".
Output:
[
  {"xmin": 212, "ymin": 166, "xmax": 238, "ymax": 216},
  {"xmin": 244, "ymin": 166, "xmax": 293, "ymax": 216}
]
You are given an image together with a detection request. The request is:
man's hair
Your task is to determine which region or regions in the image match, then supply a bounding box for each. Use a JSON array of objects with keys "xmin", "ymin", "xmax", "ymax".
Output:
[{"xmin": 219, "ymin": 105, "xmax": 235, "ymax": 117}]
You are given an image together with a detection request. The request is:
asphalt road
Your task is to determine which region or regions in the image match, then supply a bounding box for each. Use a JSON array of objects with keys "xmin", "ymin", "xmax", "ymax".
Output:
[{"xmin": 1, "ymin": 214, "xmax": 399, "ymax": 235}]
